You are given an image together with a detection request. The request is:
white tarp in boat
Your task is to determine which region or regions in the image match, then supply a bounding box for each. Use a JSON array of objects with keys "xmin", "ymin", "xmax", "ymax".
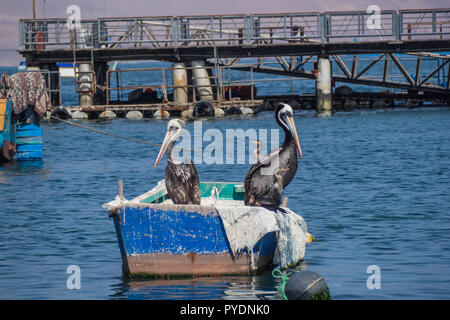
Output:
[{"xmin": 213, "ymin": 204, "xmax": 308, "ymax": 269}]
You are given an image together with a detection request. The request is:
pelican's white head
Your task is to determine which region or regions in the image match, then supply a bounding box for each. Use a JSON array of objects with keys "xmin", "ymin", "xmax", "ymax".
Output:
[{"xmin": 154, "ymin": 119, "xmax": 185, "ymax": 167}]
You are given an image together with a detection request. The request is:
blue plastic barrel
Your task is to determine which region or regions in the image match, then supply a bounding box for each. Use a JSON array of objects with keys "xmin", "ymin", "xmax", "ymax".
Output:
[{"xmin": 15, "ymin": 123, "xmax": 43, "ymax": 160}]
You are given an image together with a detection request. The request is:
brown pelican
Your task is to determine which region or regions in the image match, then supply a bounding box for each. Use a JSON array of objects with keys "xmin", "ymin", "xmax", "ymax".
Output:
[
  {"xmin": 154, "ymin": 119, "xmax": 201, "ymax": 205},
  {"xmin": 244, "ymin": 103, "xmax": 302, "ymax": 207}
]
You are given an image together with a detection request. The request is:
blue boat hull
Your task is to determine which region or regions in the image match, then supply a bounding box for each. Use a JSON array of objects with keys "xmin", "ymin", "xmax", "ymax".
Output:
[
  {"xmin": 0, "ymin": 100, "xmax": 43, "ymax": 162},
  {"xmin": 111, "ymin": 204, "xmax": 277, "ymax": 277},
  {"xmin": 15, "ymin": 124, "xmax": 43, "ymax": 160}
]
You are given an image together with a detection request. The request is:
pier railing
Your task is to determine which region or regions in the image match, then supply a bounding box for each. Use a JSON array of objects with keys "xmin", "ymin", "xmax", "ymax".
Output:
[
  {"xmin": 104, "ymin": 64, "xmax": 311, "ymax": 105},
  {"xmin": 19, "ymin": 9, "xmax": 450, "ymax": 50}
]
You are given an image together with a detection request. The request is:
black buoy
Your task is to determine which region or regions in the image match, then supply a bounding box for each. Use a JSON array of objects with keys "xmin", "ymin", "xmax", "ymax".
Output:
[
  {"xmin": 193, "ymin": 101, "xmax": 215, "ymax": 117},
  {"xmin": 50, "ymin": 107, "xmax": 71, "ymax": 120},
  {"xmin": 284, "ymin": 270, "xmax": 331, "ymax": 300},
  {"xmin": 225, "ymin": 106, "xmax": 242, "ymax": 115},
  {"xmin": 334, "ymin": 85, "xmax": 353, "ymax": 96},
  {"xmin": 127, "ymin": 88, "xmax": 143, "ymax": 102}
]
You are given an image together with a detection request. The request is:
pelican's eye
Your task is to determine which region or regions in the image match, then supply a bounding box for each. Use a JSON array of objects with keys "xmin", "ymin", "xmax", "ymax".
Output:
[{"xmin": 284, "ymin": 109, "xmax": 293, "ymax": 118}]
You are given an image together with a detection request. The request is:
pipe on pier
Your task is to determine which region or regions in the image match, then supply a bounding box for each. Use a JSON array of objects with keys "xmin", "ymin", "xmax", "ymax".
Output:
[
  {"xmin": 78, "ymin": 63, "xmax": 94, "ymax": 107},
  {"xmin": 173, "ymin": 63, "xmax": 188, "ymax": 104},
  {"xmin": 316, "ymin": 57, "xmax": 332, "ymax": 116},
  {"xmin": 191, "ymin": 60, "xmax": 214, "ymax": 101}
]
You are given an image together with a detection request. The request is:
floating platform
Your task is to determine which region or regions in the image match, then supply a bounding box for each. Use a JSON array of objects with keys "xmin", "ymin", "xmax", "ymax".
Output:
[
  {"xmin": 46, "ymin": 89, "xmax": 450, "ymax": 121},
  {"xmin": 49, "ymin": 99, "xmax": 266, "ymax": 120},
  {"xmin": 104, "ymin": 180, "xmax": 308, "ymax": 278}
]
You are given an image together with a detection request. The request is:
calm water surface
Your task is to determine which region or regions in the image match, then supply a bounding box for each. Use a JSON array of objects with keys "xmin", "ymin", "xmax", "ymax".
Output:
[{"xmin": 0, "ymin": 106, "xmax": 449, "ymax": 299}]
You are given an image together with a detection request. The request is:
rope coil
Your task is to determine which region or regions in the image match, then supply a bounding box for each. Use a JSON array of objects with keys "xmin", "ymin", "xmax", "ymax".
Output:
[{"xmin": 272, "ymin": 267, "xmax": 291, "ymax": 300}]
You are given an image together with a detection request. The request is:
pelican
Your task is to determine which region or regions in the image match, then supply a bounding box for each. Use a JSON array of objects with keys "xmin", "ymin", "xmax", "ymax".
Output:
[
  {"xmin": 244, "ymin": 103, "xmax": 302, "ymax": 207},
  {"xmin": 154, "ymin": 119, "xmax": 201, "ymax": 205}
]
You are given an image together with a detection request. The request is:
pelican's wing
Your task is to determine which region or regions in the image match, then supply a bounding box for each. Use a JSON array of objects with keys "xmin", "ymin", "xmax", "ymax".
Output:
[
  {"xmin": 166, "ymin": 165, "xmax": 189, "ymax": 204},
  {"xmin": 244, "ymin": 148, "xmax": 279, "ymax": 205},
  {"xmin": 187, "ymin": 162, "xmax": 201, "ymax": 204},
  {"xmin": 247, "ymin": 147, "xmax": 281, "ymax": 177},
  {"xmin": 166, "ymin": 162, "xmax": 201, "ymax": 204}
]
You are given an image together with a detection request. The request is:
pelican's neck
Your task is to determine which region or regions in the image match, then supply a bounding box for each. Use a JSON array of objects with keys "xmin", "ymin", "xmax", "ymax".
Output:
[
  {"xmin": 282, "ymin": 130, "xmax": 294, "ymax": 149},
  {"xmin": 166, "ymin": 142, "xmax": 182, "ymax": 165},
  {"xmin": 276, "ymin": 110, "xmax": 292, "ymax": 149},
  {"xmin": 278, "ymin": 121, "xmax": 293, "ymax": 150}
]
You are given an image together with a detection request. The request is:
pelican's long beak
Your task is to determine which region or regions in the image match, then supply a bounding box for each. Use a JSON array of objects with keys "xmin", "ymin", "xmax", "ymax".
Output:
[
  {"xmin": 154, "ymin": 129, "xmax": 174, "ymax": 168},
  {"xmin": 286, "ymin": 116, "xmax": 303, "ymax": 158}
]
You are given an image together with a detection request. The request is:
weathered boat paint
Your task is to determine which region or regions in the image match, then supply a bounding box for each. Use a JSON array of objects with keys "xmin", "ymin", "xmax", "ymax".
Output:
[
  {"xmin": 0, "ymin": 100, "xmax": 43, "ymax": 162},
  {"xmin": 108, "ymin": 182, "xmax": 279, "ymax": 277},
  {"xmin": 16, "ymin": 124, "xmax": 43, "ymax": 160},
  {"xmin": 0, "ymin": 100, "xmax": 16, "ymax": 162},
  {"xmin": 111, "ymin": 203, "xmax": 277, "ymax": 277}
]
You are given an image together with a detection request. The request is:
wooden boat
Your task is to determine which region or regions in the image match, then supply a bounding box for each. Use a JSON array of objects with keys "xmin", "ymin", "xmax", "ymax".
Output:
[
  {"xmin": 104, "ymin": 180, "xmax": 308, "ymax": 278},
  {"xmin": 0, "ymin": 99, "xmax": 43, "ymax": 163}
]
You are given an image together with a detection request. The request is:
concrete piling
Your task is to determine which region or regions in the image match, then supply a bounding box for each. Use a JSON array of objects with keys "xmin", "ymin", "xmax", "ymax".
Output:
[{"xmin": 316, "ymin": 56, "xmax": 333, "ymax": 116}]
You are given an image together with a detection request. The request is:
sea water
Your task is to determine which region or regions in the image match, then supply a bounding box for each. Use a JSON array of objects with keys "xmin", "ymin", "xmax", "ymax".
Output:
[{"xmin": 0, "ymin": 63, "xmax": 449, "ymax": 299}]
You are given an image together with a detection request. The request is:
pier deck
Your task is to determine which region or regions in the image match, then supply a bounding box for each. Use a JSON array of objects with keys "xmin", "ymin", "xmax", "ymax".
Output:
[
  {"xmin": 19, "ymin": 9, "xmax": 450, "ymax": 63},
  {"xmin": 17, "ymin": 8, "xmax": 450, "ymax": 117}
]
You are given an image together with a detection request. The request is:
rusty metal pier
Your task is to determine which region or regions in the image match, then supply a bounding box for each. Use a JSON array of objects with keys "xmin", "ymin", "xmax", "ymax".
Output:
[{"xmin": 17, "ymin": 8, "xmax": 450, "ymax": 118}]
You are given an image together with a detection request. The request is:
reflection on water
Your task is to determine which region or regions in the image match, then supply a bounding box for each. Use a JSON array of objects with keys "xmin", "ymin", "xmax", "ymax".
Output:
[
  {"xmin": 0, "ymin": 160, "xmax": 48, "ymax": 184},
  {"xmin": 111, "ymin": 276, "xmax": 280, "ymax": 300},
  {"xmin": 107, "ymin": 262, "xmax": 314, "ymax": 300}
]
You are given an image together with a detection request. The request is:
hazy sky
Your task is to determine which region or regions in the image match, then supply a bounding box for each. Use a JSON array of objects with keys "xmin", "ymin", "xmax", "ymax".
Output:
[{"xmin": 0, "ymin": 0, "xmax": 448, "ymax": 65}]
